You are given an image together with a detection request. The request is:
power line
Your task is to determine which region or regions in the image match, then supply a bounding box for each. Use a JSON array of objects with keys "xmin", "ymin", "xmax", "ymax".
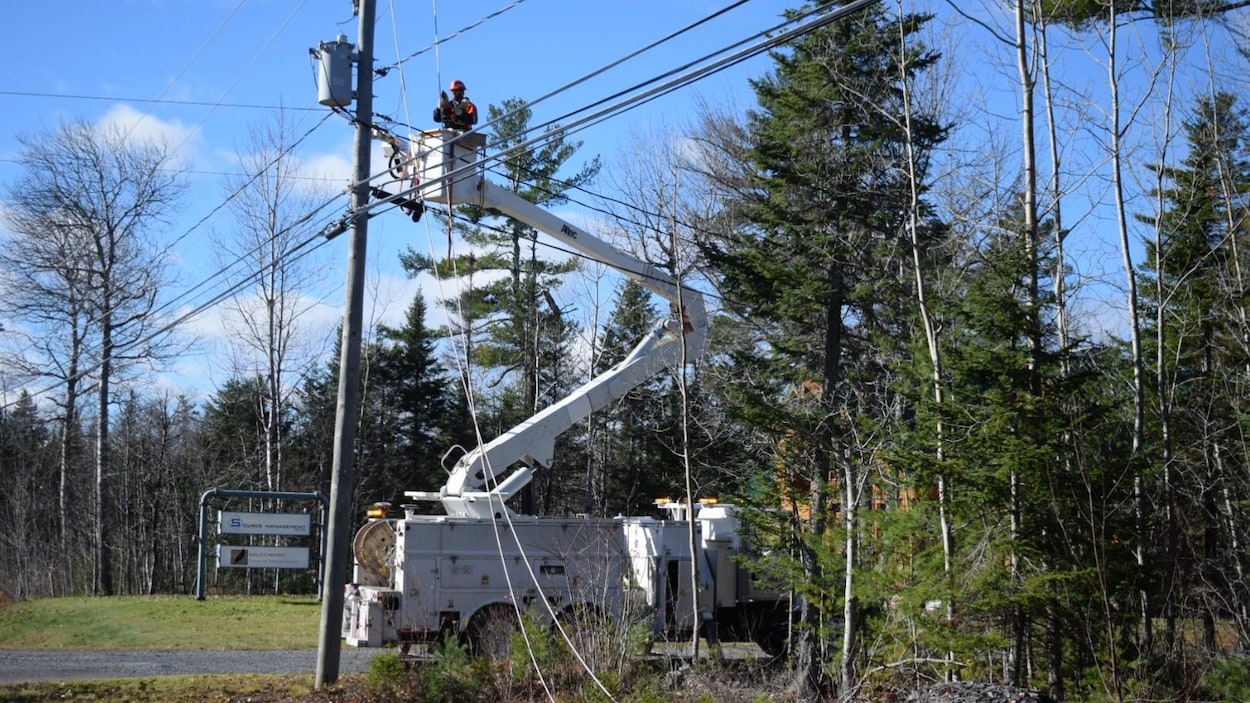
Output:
[
  {"xmin": 158, "ymin": 0, "xmax": 315, "ymax": 159},
  {"xmin": 386, "ymin": 1, "xmax": 878, "ymax": 337},
  {"xmin": 354, "ymin": 0, "xmax": 867, "ymax": 330},
  {"xmin": 0, "ymin": 0, "xmax": 868, "ymax": 411},
  {"xmin": 326, "ymin": 0, "xmax": 793, "ymax": 222},
  {"xmin": 0, "ymin": 113, "xmax": 344, "ymax": 412},
  {"xmin": 363, "ymin": 0, "xmax": 861, "ymax": 238},
  {"xmin": 374, "ymin": 0, "xmax": 855, "ymax": 192},
  {"xmin": 161, "ymin": 111, "xmax": 336, "ymax": 259},
  {"xmin": 374, "ymin": 0, "xmax": 532, "ymax": 76},
  {"xmin": 0, "ymin": 89, "xmax": 321, "ymax": 112}
]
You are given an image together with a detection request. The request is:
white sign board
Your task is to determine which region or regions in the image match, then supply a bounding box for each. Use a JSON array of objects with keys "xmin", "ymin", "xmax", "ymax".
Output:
[
  {"xmin": 219, "ymin": 511, "xmax": 310, "ymax": 536},
  {"xmin": 216, "ymin": 545, "xmax": 309, "ymax": 569}
]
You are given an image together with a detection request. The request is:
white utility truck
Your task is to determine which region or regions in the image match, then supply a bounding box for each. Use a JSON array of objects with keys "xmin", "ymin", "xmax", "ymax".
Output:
[{"xmin": 341, "ymin": 129, "xmax": 790, "ymax": 656}]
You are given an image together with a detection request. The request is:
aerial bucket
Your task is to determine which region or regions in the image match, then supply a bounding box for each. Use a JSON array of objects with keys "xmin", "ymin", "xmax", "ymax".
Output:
[{"xmin": 415, "ymin": 129, "xmax": 487, "ymax": 205}]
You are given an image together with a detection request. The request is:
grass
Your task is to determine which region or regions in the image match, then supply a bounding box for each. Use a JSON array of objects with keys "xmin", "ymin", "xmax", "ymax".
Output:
[
  {"xmin": 0, "ymin": 595, "xmax": 322, "ymax": 650},
  {"xmin": 0, "ymin": 595, "xmax": 344, "ymax": 702},
  {"xmin": 0, "ymin": 595, "xmax": 779, "ymax": 702}
]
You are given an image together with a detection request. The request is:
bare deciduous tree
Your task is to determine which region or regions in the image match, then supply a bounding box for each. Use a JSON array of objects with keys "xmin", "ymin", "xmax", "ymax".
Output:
[
  {"xmin": 0, "ymin": 116, "xmax": 183, "ymax": 595},
  {"xmin": 217, "ymin": 111, "xmax": 333, "ymax": 496}
]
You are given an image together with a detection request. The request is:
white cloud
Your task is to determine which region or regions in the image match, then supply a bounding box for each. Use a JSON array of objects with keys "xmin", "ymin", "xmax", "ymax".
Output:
[
  {"xmin": 98, "ymin": 104, "xmax": 202, "ymax": 167},
  {"xmin": 297, "ymin": 151, "xmax": 353, "ymax": 190}
]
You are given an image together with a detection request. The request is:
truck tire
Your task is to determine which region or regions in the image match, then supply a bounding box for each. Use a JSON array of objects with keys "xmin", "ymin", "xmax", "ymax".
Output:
[{"xmin": 465, "ymin": 605, "xmax": 520, "ymax": 659}]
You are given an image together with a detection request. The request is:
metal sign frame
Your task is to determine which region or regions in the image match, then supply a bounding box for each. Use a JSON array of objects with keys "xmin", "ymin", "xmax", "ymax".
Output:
[{"xmin": 195, "ymin": 488, "xmax": 329, "ymax": 600}]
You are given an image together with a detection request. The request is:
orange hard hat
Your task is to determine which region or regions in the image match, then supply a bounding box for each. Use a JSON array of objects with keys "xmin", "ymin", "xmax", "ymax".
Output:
[{"xmin": 450, "ymin": 79, "xmax": 466, "ymax": 91}]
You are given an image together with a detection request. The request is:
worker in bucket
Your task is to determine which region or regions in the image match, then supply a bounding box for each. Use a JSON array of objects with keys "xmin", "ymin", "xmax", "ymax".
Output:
[{"xmin": 434, "ymin": 79, "xmax": 478, "ymax": 130}]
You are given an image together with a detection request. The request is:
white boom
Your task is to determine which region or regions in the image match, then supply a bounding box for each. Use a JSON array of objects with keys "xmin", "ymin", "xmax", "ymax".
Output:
[
  {"xmin": 346, "ymin": 130, "xmax": 788, "ymax": 658},
  {"xmin": 394, "ymin": 130, "xmax": 707, "ymax": 520}
]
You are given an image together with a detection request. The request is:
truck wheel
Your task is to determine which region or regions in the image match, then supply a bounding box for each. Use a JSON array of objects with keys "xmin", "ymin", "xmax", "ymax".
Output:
[{"xmin": 466, "ymin": 605, "xmax": 520, "ymax": 659}]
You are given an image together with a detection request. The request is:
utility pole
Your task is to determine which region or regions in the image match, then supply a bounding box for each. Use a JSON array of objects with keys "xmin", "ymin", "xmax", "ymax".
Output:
[{"xmin": 316, "ymin": 0, "xmax": 374, "ymax": 688}]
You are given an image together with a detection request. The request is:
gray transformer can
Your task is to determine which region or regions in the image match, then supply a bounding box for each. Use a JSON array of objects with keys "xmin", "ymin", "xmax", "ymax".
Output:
[{"xmin": 317, "ymin": 36, "xmax": 354, "ymax": 107}]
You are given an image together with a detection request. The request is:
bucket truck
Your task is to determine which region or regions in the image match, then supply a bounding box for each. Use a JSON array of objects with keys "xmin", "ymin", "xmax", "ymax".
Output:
[{"xmin": 342, "ymin": 129, "xmax": 790, "ymax": 657}]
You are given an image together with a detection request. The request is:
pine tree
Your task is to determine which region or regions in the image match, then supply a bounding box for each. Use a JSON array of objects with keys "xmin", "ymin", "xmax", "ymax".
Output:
[
  {"xmin": 695, "ymin": 3, "xmax": 946, "ymax": 695},
  {"xmin": 935, "ymin": 207, "xmax": 1070, "ymax": 677},
  {"xmin": 0, "ymin": 392, "xmax": 56, "ymax": 597},
  {"xmin": 586, "ymin": 278, "xmax": 683, "ymax": 516},
  {"xmin": 375, "ymin": 291, "xmax": 474, "ymax": 499},
  {"xmin": 400, "ymin": 97, "xmax": 597, "ymax": 515},
  {"xmin": 1141, "ymin": 91, "xmax": 1250, "ymax": 651},
  {"xmin": 199, "ymin": 376, "xmax": 278, "ymax": 490}
]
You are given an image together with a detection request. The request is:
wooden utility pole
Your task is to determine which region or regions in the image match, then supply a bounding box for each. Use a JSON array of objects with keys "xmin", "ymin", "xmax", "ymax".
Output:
[{"xmin": 316, "ymin": 0, "xmax": 373, "ymax": 687}]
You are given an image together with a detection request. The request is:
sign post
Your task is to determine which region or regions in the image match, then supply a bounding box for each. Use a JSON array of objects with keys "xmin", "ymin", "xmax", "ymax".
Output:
[{"xmin": 195, "ymin": 489, "xmax": 329, "ymax": 601}]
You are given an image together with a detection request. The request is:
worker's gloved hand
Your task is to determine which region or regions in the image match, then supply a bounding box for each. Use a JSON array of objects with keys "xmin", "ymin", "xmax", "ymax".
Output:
[{"xmin": 439, "ymin": 91, "xmax": 450, "ymax": 110}]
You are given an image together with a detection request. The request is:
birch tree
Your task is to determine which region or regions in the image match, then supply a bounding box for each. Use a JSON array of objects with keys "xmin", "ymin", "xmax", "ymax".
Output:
[
  {"xmin": 218, "ymin": 112, "xmax": 332, "ymax": 495},
  {"xmin": 0, "ymin": 117, "xmax": 182, "ymax": 595}
]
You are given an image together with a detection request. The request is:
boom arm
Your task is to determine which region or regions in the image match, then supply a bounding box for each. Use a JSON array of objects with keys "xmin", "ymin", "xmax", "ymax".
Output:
[{"xmin": 402, "ymin": 131, "xmax": 706, "ymax": 520}]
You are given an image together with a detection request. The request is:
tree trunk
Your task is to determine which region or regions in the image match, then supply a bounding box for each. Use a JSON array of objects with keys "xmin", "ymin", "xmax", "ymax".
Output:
[
  {"xmin": 895, "ymin": 5, "xmax": 953, "ymax": 675},
  {"xmin": 1012, "ymin": 0, "xmax": 1040, "ymax": 684},
  {"xmin": 58, "ymin": 354, "xmax": 79, "ymax": 580},
  {"xmin": 96, "ymin": 317, "xmax": 113, "ymax": 596},
  {"xmin": 828, "ymin": 266, "xmax": 850, "ymax": 699},
  {"xmin": 1107, "ymin": 0, "xmax": 1147, "ymax": 685}
]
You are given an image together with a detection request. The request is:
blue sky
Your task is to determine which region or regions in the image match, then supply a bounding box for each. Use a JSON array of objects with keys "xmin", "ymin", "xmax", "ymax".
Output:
[
  {"xmin": 2, "ymin": 0, "xmax": 1245, "ymax": 405},
  {"xmin": 0, "ymin": 0, "xmax": 795, "ymax": 400}
]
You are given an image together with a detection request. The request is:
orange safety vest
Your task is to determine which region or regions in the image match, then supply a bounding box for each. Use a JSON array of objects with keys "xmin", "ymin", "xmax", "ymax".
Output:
[{"xmin": 436, "ymin": 97, "xmax": 477, "ymax": 130}]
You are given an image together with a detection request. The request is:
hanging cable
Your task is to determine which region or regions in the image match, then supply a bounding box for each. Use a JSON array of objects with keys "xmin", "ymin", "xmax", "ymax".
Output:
[
  {"xmin": 386, "ymin": 0, "xmax": 415, "ymax": 136},
  {"xmin": 363, "ymin": 3, "xmax": 879, "ymax": 686},
  {"xmin": 375, "ymin": 0, "xmax": 530, "ymax": 76},
  {"xmin": 0, "ymin": 109, "xmax": 344, "ymax": 413},
  {"xmin": 431, "ymin": 0, "xmax": 443, "ymax": 94}
]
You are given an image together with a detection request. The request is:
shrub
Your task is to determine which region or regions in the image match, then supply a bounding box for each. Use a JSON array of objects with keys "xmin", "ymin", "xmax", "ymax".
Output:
[
  {"xmin": 1200, "ymin": 656, "xmax": 1250, "ymax": 702},
  {"xmin": 510, "ymin": 610, "xmax": 563, "ymax": 680},
  {"xmin": 364, "ymin": 652, "xmax": 407, "ymax": 701},
  {"xmin": 428, "ymin": 633, "xmax": 476, "ymax": 702}
]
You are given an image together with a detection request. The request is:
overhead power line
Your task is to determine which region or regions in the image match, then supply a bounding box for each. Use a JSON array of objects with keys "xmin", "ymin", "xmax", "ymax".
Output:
[
  {"xmin": 366, "ymin": 0, "xmax": 879, "ymax": 226},
  {"xmin": 374, "ymin": 0, "xmax": 532, "ymax": 76},
  {"xmin": 0, "ymin": 89, "xmax": 322, "ymax": 112},
  {"xmin": 0, "ymin": 0, "xmax": 878, "ymax": 411}
]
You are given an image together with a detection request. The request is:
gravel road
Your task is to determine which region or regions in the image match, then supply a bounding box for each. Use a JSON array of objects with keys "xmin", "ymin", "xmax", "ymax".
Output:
[
  {"xmin": 0, "ymin": 650, "xmax": 1063, "ymax": 702},
  {"xmin": 0, "ymin": 647, "xmax": 389, "ymax": 684}
]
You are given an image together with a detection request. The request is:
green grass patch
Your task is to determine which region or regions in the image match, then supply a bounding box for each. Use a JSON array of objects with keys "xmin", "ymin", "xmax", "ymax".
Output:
[
  {"xmin": 0, "ymin": 595, "xmax": 323, "ymax": 650},
  {"xmin": 0, "ymin": 673, "xmax": 325, "ymax": 703}
]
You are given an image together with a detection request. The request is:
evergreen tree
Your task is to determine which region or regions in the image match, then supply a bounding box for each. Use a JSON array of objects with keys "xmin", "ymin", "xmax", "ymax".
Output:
[
  {"xmin": 289, "ymin": 310, "xmax": 473, "ymax": 519},
  {"xmin": 376, "ymin": 291, "xmax": 474, "ymax": 498},
  {"xmin": 0, "ymin": 392, "xmax": 56, "ymax": 597},
  {"xmin": 1141, "ymin": 91, "xmax": 1250, "ymax": 650},
  {"xmin": 401, "ymin": 97, "xmax": 597, "ymax": 515},
  {"xmin": 402, "ymin": 98, "xmax": 596, "ymax": 422},
  {"xmin": 695, "ymin": 2, "xmax": 946, "ymax": 695},
  {"xmin": 932, "ymin": 207, "xmax": 1095, "ymax": 683},
  {"xmin": 199, "ymin": 376, "xmax": 277, "ymax": 490},
  {"xmin": 587, "ymin": 278, "xmax": 681, "ymax": 516},
  {"xmin": 291, "ymin": 332, "xmax": 407, "ymax": 516},
  {"xmin": 290, "ymin": 358, "xmax": 338, "ymax": 499}
]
